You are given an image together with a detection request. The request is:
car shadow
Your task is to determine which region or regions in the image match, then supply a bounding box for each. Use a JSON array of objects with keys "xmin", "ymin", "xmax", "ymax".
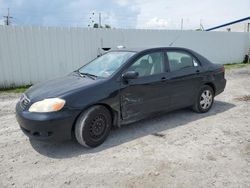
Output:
[{"xmin": 29, "ymin": 100, "xmax": 235, "ymax": 159}]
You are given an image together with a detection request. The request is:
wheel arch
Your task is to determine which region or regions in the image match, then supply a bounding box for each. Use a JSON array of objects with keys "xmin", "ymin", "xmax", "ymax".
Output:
[
  {"xmin": 204, "ymin": 82, "xmax": 216, "ymax": 94},
  {"xmin": 71, "ymin": 103, "xmax": 118, "ymax": 137}
]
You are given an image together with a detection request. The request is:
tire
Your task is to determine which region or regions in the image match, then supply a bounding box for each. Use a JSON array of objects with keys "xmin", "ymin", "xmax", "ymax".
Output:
[
  {"xmin": 75, "ymin": 105, "xmax": 112, "ymax": 148},
  {"xmin": 192, "ymin": 85, "xmax": 214, "ymax": 113}
]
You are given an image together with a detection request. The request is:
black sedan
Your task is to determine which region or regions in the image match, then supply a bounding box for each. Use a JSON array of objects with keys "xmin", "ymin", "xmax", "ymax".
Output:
[{"xmin": 16, "ymin": 47, "xmax": 226, "ymax": 147}]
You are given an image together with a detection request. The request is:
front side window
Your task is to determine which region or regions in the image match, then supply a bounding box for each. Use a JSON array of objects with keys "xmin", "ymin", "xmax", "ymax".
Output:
[
  {"xmin": 128, "ymin": 52, "xmax": 164, "ymax": 77},
  {"xmin": 79, "ymin": 51, "xmax": 135, "ymax": 78},
  {"xmin": 167, "ymin": 51, "xmax": 198, "ymax": 72}
]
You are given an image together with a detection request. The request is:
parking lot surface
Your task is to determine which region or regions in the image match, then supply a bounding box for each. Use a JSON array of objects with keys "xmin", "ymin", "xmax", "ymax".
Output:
[{"xmin": 0, "ymin": 66, "xmax": 250, "ymax": 188}]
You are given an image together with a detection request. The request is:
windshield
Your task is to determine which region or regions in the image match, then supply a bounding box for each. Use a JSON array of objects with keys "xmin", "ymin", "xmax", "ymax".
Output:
[{"xmin": 78, "ymin": 51, "xmax": 135, "ymax": 78}]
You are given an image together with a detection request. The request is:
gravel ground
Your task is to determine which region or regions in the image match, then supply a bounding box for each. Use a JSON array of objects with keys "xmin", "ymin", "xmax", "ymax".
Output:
[{"xmin": 0, "ymin": 66, "xmax": 250, "ymax": 188}]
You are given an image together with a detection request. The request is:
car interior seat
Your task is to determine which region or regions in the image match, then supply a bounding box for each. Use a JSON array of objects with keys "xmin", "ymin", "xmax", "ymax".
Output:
[
  {"xmin": 169, "ymin": 59, "xmax": 179, "ymax": 71},
  {"xmin": 180, "ymin": 56, "xmax": 193, "ymax": 68},
  {"xmin": 135, "ymin": 59, "xmax": 152, "ymax": 77},
  {"xmin": 150, "ymin": 54, "xmax": 163, "ymax": 75}
]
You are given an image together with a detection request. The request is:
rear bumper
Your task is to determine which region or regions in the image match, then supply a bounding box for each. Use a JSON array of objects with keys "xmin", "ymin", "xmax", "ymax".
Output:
[
  {"xmin": 16, "ymin": 102, "xmax": 80, "ymax": 141},
  {"xmin": 215, "ymin": 78, "xmax": 226, "ymax": 96}
]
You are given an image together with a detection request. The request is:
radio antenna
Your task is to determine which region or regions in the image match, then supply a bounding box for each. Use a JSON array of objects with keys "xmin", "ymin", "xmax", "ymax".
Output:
[{"xmin": 169, "ymin": 34, "xmax": 181, "ymax": 47}]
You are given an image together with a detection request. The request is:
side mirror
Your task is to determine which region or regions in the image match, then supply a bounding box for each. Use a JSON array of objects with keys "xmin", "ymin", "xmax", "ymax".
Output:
[{"xmin": 122, "ymin": 71, "xmax": 139, "ymax": 80}]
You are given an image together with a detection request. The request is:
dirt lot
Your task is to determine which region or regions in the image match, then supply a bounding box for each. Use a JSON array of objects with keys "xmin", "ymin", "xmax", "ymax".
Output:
[{"xmin": 0, "ymin": 66, "xmax": 250, "ymax": 188}]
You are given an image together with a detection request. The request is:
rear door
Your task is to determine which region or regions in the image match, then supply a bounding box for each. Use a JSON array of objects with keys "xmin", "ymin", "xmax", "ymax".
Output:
[{"xmin": 165, "ymin": 50, "xmax": 203, "ymax": 109}]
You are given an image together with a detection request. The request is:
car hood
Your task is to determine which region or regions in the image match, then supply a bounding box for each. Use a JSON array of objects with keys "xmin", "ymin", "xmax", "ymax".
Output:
[{"xmin": 26, "ymin": 73, "xmax": 102, "ymax": 101}]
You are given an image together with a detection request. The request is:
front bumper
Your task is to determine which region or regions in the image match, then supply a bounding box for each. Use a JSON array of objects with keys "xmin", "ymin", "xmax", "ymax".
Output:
[{"xmin": 16, "ymin": 102, "xmax": 80, "ymax": 141}]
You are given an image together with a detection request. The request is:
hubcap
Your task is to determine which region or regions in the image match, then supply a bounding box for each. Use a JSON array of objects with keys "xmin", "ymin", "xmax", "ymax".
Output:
[
  {"xmin": 89, "ymin": 114, "xmax": 106, "ymax": 140},
  {"xmin": 200, "ymin": 90, "xmax": 213, "ymax": 110}
]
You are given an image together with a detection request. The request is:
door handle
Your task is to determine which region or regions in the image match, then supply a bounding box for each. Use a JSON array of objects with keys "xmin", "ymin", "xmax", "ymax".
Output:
[
  {"xmin": 161, "ymin": 77, "xmax": 167, "ymax": 81},
  {"xmin": 196, "ymin": 70, "xmax": 200, "ymax": 74}
]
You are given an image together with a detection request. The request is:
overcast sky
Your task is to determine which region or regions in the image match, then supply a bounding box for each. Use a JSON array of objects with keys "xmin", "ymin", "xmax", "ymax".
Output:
[{"xmin": 0, "ymin": 0, "xmax": 249, "ymax": 30}]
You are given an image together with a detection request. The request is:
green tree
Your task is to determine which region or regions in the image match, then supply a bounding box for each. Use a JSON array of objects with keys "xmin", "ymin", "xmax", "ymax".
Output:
[
  {"xmin": 93, "ymin": 23, "xmax": 99, "ymax": 28},
  {"xmin": 93, "ymin": 23, "xmax": 111, "ymax": 29},
  {"xmin": 104, "ymin": 24, "xmax": 111, "ymax": 28}
]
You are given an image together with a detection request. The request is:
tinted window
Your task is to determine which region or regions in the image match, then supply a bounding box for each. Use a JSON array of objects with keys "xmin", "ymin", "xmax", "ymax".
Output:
[
  {"xmin": 166, "ymin": 51, "xmax": 198, "ymax": 72},
  {"xmin": 128, "ymin": 52, "xmax": 164, "ymax": 77}
]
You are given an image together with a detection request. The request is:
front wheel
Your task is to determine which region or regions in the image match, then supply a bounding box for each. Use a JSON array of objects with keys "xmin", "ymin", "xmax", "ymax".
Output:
[
  {"xmin": 75, "ymin": 105, "xmax": 112, "ymax": 148},
  {"xmin": 192, "ymin": 85, "xmax": 214, "ymax": 113}
]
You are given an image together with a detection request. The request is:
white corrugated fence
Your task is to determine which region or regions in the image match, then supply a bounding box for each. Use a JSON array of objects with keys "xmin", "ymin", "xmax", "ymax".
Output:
[{"xmin": 0, "ymin": 26, "xmax": 249, "ymax": 88}]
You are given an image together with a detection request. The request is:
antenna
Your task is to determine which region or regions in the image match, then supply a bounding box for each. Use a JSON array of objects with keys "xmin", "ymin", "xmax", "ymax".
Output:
[{"xmin": 169, "ymin": 35, "xmax": 181, "ymax": 47}]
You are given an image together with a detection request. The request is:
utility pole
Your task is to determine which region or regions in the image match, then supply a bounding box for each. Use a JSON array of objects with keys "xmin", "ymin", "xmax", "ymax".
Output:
[
  {"xmin": 3, "ymin": 8, "xmax": 13, "ymax": 26},
  {"xmin": 200, "ymin": 19, "xmax": 204, "ymax": 31},
  {"xmin": 181, "ymin": 18, "xmax": 183, "ymax": 30},
  {"xmin": 99, "ymin": 12, "xmax": 102, "ymax": 28},
  {"xmin": 88, "ymin": 12, "xmax": 95, "ymax": 27},
  {"xmin": 88, "ymin": 12, "xmax": 102, "ymax": 28}
]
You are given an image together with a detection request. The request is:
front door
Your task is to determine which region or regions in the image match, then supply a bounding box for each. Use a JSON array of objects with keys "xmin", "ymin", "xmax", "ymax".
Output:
[{"xmin": 119, "ymin": 51, "xmax": 170, "ymax": 123}]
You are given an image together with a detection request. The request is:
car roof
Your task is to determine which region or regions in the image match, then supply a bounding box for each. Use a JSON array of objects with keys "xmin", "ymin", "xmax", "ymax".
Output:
[
  {"xmin": 108, "ymin": 47, "xmax": 194, "ymax": 53},
  {"xmin": 106, "ymin": 47, "xmax": 213, "ymax": 66}
]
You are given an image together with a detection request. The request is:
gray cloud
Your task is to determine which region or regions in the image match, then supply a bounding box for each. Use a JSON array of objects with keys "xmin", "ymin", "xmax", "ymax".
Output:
[
  {"xmin": 0, "ymin": 0, "xmax": 140, "ymax": 28},
  {"xmin": 0, "ymin": 0, "xmax": 249, "ymax": 29}
]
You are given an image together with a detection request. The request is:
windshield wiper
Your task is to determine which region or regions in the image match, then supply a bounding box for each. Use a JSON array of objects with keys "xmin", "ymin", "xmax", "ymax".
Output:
[
  {"xmin": 74, "ymin": 70, "xmax": 83, "ymax": 77},
  {"xmin": 79, "ymin": 72, "xmax": 97, "ymax": 80}
]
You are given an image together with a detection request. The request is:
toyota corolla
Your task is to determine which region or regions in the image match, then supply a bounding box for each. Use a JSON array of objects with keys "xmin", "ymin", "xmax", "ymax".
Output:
[{"xmin": 16, "ymin": 47, "xmax": 226, "ymax": 147}]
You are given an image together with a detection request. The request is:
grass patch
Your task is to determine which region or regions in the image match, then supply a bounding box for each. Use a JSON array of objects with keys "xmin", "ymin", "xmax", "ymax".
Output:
[
  {"xmin": 224, "ymin": 63, "xmax": 250, "ymax": 69},
  {"xmin": 0, "ymin": 85, "xmax": 31, "ymax": 93}
]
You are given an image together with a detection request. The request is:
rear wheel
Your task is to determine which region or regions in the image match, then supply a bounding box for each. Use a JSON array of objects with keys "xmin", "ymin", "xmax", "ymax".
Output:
[
  {"xmin": 192, "ymin": 85, "xmax": 214, "ymax": 113},
  {"xmin": 75, "ymin": 105, "xmax": 112, "ymax": 148}
]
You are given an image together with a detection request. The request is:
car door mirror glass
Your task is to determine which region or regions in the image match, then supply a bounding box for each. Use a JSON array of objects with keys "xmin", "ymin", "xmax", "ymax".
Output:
[{"xmin": 122, "ymin": 71, "xmax": 139, "ymax": 80}]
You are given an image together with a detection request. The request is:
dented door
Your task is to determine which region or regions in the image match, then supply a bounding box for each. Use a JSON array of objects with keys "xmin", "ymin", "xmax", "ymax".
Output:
[{"xmin": 120, "ymin": 73, "xmax": 171, "ymax": 122}]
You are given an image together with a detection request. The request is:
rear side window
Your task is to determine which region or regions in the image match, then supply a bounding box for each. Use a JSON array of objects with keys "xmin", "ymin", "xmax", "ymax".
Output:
[{"xmin": 166, "ymin": 51, "xmax": 199, "ymax": 72}]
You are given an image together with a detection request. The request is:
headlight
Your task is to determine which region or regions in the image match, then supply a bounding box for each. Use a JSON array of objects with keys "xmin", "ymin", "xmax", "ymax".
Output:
[{"xmin": 28, "ymin": 98, "xmax": 65, "ymax": 113}]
